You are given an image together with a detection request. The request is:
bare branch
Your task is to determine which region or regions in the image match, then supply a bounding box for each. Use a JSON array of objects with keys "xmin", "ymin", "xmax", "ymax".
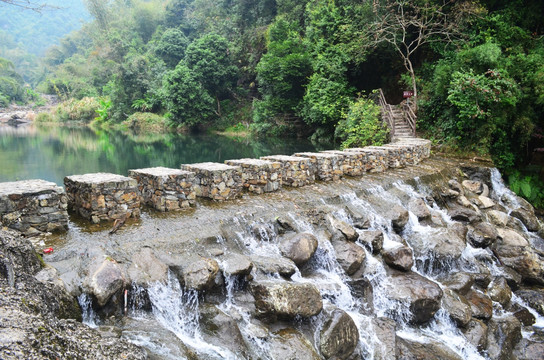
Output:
[{"xmin": 0, "ymin": 0, "xmax": 58, "ymax": 12}]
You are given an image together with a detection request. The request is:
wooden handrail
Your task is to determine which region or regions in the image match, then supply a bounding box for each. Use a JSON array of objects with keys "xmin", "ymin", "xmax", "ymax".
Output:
[
  {"xmin": 402, "ymin": 103, "xmax": 417, "ymax": 136},
  {"xmin": 376, "ymin": 89, "xmax": 395, "ymax": 136}
]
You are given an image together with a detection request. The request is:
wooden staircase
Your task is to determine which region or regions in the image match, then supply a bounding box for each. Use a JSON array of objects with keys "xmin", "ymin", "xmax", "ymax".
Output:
[
  {"xmin": 391, "ymin": 105, "xmax": 414, "ymax": 139},
  {"xmin": 376, "ymin": 89, "xmax": 417, "ymax": 140}
]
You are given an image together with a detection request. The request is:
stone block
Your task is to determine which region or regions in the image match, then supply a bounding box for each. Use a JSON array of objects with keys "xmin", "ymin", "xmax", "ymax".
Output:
[
  {"xmin": 381, "ymin": 144, "xmax": 409, "ymax": 168},
  {"xmin": 224, "ymin": 159, "xmax": 282, "ymax": 194},
  {"xmin": 260, "ymin": 155, "xmax": 315, "ymax": 187},
  {"xmin": 0, "ymin": 179, "xmax": 68, "ymax": 235},
  {"xmin": 181, "ymin": 162, "xmax": 242, "ymax": 201},
  {"xmin": 395, "ymin": 138, "xmax": 432, "ymax": 163},
  {"xmin": 321, "ymin": 150, "xmax": 367, "ymax": 177},
  {"xmin": 293, "ymin": 152, "xmax": 343, "ymax": 181},
  {"xmin": 129, "ymin": 167, "xmax": 196, "ymax": 211},
  {"xmin": 64, "ymin": 173, "xmax": 140, "ymax": 223},
  {"xmin": 344, "ymin": 147, "xmax": 388, "ymax": 173}
]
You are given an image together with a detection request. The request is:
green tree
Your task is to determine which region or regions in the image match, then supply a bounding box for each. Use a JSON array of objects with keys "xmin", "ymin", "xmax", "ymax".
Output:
[{"xmin": 154, "ymin": 28, "xmax": 189, "ymax": 67}]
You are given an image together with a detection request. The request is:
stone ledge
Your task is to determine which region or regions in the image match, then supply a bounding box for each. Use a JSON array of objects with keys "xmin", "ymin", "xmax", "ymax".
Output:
[
  {"xmin": 225, "ymin": 159, "xmax": 282, "ymax": 194},
  {"xmin": 129, "ymin": 167, "xmax": 196, "ymax": 211}
]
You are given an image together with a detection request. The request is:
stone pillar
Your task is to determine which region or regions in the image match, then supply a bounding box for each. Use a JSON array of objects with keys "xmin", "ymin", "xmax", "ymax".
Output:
[
  {"xmin": 64, "ymin": 173, "xmax": 140, "ymax": 223},
  {"xmin": 293, "ymin": 152, "xmax": 343, "ymax": 181},
  {"xmin": 0, "ymin": 179, "xmax": 68, "ymax": 236},
  {"xmin": 260, "ymin": 155, "xmax": 315, "ymax": 187},
  {"xmin": 128, "ymin": 167, "xmax": 196, "ymax": 211},
  {"xmin": 181, "ymin": 162, "xmax": 242, "ymax": 201},
  {"xmin": 224, "ymin": 159, "xmax": 282, "ymax": 194}
]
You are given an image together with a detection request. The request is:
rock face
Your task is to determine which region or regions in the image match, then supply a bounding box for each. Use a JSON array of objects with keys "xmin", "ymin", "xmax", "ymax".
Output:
[
  {"xmin": 319, "ymin": 308, "xmax": 359, "ymax": 360},
  {"xmin": 397, "ymin": 337, "xmax": 463, "ymax": 360},
  {"xmin": 0, "ymin": 179, "xmax": 69, "ymax": 236},
  {"xmin": 84, "ymin": 258, "xmax": 126, "ymax": 307},
  {"xmin": 466, "ymin": 290, "xmax": 493, "ymax": 320},
  {"xmin": 250, "ymin": 281, "xmax": 323, "ymax": 318},
  {"xmin": 0, "ymin": 230, "xmax": 146, "ymax": 359},
  {"xmin": 385, "ymin": 271, "xmax": 443, "ymax": 324},
  {"xmin": 279, "ymin": 232, "xmax": 319, "ymax": 266}
]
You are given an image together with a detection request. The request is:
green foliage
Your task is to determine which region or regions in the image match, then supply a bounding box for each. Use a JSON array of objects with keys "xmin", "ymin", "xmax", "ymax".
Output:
[
  {"xmin": 0, "ymin": 57, "xmax": 25, "ymax": 104},
  {"xmin": 55, "ymin": 97, "xmax": 100, "ymax": 122},
  {"xmin": 154, "ymin": 28, "xmax": 189, "ymax": 67},
  {"xmin": 35, "ymin": 112, "xmax": 56, "ymax": 123},
  {"xmin": 123, "ymin": 112, "xmax": 169, "ymax": 133},
  {"xmin": 508, "ymin": 171, "xmax": 544, "ymax": 209},
  {"xmin": 94, "ymin": 97, "xmax": 112, "ymax": 123},
  {"xmin": 335, "ymin": 95, "xmax": 388, "ymax": 149}
]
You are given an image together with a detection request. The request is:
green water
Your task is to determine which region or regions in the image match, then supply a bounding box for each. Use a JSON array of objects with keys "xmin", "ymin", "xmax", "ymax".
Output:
[{"xmin": 0, "ymin": 124, "xmax": 321, "ymax": 186}]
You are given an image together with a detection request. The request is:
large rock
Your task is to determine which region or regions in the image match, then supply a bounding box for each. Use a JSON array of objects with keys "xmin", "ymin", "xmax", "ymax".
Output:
[
  {"xmin": 439, "ymin": 272, "xmax": 474, "ymax": 295},
  {"xmin": 347, "ymin": 277, "xmax": 374, "ymax": 313},
  {"xmin": 279, "ymin": 232, "xmax": 318, "ymax": 266},
  {"xmin": 250, "ymin": 255, "xmax": 297, "ymax": 278},
  {"xmin": 514, "ymin": 338, "xmax": 544, "ymax": 360},
  {"xmin": 371, "ymin": 317, "xmax": 397, "ymax": 360},
  {"xmin": 319, "ymin": 308, "xmax": 359, "ymax": 360},
  {"xmin": 408, "ymin": 198, "xmax": 431, "ymax": 221},
  {"xmin": 487, "ymin": 276, "xmax": 512, "ymax": 308},
  {"xmin": 386, "ymin": 205, "xmax": 409, "ymax": 232},
  {"xmin": 404, "ymin": 227, "xmax": 466, "ymax": 264},
  {"xmin": 127, "ymin": 247, "xmax": 168, "ymax": 286},
  {"xmin": 250, "ymin": 280, "xmax": 323, "ymax": 318},
  {"xmin": 462, "ymin": 180, "xmax": 483, "ymax": 194},
  {"xmin": 382, "ymin": 244, "xmax": 413, "ymax": 272},
  {"xmin": 84, "ymin": 258, "xmax": 126, "ymax": 307},
  {"xmin": 326, "ymin": 214, "xmax": 358, "ymax": 241},
  {"xmin": 486, "ymin": 316, "xmax": 522, "ymax": 360},
  {"xmin": 442, "ymin": 289, "xmax": 471, "ymax": 327},
  {"xmin": 182, "ymin": 257, "xmax": 219, "ymax": 291},
  {"xmin": 465, "ymin": 289, "xmax": 493, "ymax": 320},
  {"xmin": 487, "ymin": 210, "xmax": 510, "ymax": 227},
  {"xmin": 462, "ymin": 319, "xmax": 488, "ymax": 352},
  {"xmin": 396, "ymin": 336, "xmax": 463, "ymax": 360},
  {"xmin": 515, "ymin": 289, "xmax": 544, "ymax": 316},
  {"xmin": 219, "ymin": 253, "xmax": 253, "ymax": 276},
  {"xmin": 358, "ymin": 230, "xmax": 384, "ymax": 253},
  {"xmin": 448, "ymin": 206, "xmax": 481, "ymax": 223},
  {"xmin": 510, "ymin": 208, "xmax": 540, "ymax": 232},
  {"xmin": 385, "ymin": 271, "xmax": 443, "ymax": 324},
  {"xmin": 269, "ymin": 328, "xmax": 321, "ymax": 360},
  {"xmin": 467, "ymin": 222, "xmax": 498, "ymax": 248},
  {"xmin": 332, "ymin": 239, "xmax": 366, "ymax": 275}
]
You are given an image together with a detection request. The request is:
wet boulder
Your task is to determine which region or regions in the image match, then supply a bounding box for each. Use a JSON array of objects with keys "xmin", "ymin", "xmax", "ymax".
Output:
[
  {"xmin": 462, "ymin": 319, "xmax": 488, "ymax": 353},
  {"xmin": 442, "ymin": 289, "xmax": 472, "ymax": 327},
  {"xmin": 487, "ymin": 210, "xmax": 510, "ymax": 227},
  {"xmin": 250, "ymin": 280, "xmax": 323, "ymax": 319},
  {"xmin": 279, "ymin": 232, "xmax": 318, "ymax": 266},
  {"xmin": 439, "ymin": 272, "xmax": 474, "ymax": 295},
  {"xmin": 462, "ymin": 180, "xmax": 483, "ymax": 194},
  {"xmin": 347, "ymin": 277, "xmax": 374, "ymax": 313},
  {"xmin": 448, "ymin": 179, "xmax": 463, "ymax": 194},
  {"xmin": 467, "ymin": 222, "xmax": 498, "ymax": 248},
  {"xmin": 514, "ymin": 338, "xmax": 544, "ymax": 360},
  {"xmin": 371, "ymin": 317, "xmax": 397, "ymax": 360},
  {"xmin": 251, "ymin": 255, "xmax": 297, "ymax": 278},
  {"xmin": 515, "ymin": 289, "xmax": 544, "ymax": 316},
  {"xmin": 511, "ymin": 303, "xmax": 536, "ymax": 326},
  {"xmin": 385, "ymin": 271, "xmax": 443, "ymax": 324},
  {"xmin": 326, "ymin": 214, "xmax": 358, "ymax": 241},
  {"xmin": 127, "ymin": 247, "xmax": 168, "ymax": 286},
  {"xmin": 319, "ymin": 308, "xmax": 359, "ymax": 360},
  {"xmin": 404, "ymin": 227, "xmax": 465, "ymax": 265},
  {"xmin": 269, "ymin": 328, "xmax": 321, "ymax": 360},
  {"xmin": 486, "ymin": 316, "xmax": 522, "ymax": 360},
  {"xmin": 83, "ymin": 258, "xmax": 126, "ymax": 307},
  {"xmin": 448, "ymin": 206, "xmax": 481, "ymax": 224},
  {"xmin": 251, "ymin": 222, "xmax": 276, "ymax": 241},
  {"xmin": 182, "ymin": 257, "xmax": 220, "ymax": 291},
  {"xmin": 382, "ymin": 244, "xmax": 413, "ymax": 272},
  {"xmin": 219, "ymin": 253, "xmax": 253, "ymax": 277},
  {"xmin": 358, "ymin": 230, "xmax": 384, "ymax": 253},
  {"xmin": 332, "ymin": 239, "xmax": 366, "ymax": 275},
  {"xmin": 408, "ymin": 198, "xmax": 431, "ymax": 221},
  {"xmin": 386, "ymin": 205, "xmax": 409, "ymax": 232},
  {"xmin": 396, "ymin": 336, "xmax": 463, "ymax": 360},
  {"xmin": 510, "ymin": 208, "xmax": 540, "ymax": 232},
  {"xmin": 466, "ymin": 289, "xmax": 493, "ymax": 320},
  {"xmin": 487, "ymin": 276, "xmax": 512, "ymax": 308}
]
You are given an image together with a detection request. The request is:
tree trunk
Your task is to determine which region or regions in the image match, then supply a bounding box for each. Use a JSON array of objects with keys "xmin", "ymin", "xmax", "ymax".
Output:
[{"xmin": 405, "ymin": 57, "xmax": 418, "ymax": 114}]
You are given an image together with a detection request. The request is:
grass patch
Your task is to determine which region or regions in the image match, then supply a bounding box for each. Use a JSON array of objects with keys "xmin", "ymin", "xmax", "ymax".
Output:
[{"xmin": 122, "ymin": 112, "xmax": 170, "ymax": 133}]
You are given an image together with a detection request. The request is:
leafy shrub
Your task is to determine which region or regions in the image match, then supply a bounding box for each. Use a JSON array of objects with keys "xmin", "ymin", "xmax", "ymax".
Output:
[
  {"xmin": 335, "ymin": 96, "xmax": 389, "ymax": 149},
  {"xmin": 123, "ymin": 112, "xmax": 169, "ymax": 133},
  {"xmin": 34, "ymin": 112, "xmax": 56, "ymax": 123},
  {"xmin": 94, "ymin": 97, "xmax": 112, "ymax": 123},
  {"xmin": 508, "ymin": 171, "xmax": 544, "ymax": 209},
  {"xmin": 55, "ymin": 97, "xmax": 100, "ymax": 122}
]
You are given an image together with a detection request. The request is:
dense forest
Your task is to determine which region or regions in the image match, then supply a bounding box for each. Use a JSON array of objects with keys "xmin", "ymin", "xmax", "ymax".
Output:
[{"xmin": 2, "ymin": 0, "xmax": 544, "ymax": 203}]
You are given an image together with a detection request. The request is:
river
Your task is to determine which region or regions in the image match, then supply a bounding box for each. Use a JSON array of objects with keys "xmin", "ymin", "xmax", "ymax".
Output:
[{"xmin": 0, "ymin": 123, "xmax": 320, "ymax": 186}]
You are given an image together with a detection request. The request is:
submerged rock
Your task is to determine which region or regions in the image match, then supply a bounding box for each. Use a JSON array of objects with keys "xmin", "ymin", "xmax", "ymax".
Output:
[
  {"xmin": 250, "ymin": 280, "xmax": 323, "ymax": 319},
  {"xmin": 487, "ymin": 276, "xmax": 512, "ymax": 308},
  {"xmin": 515, "ymin": 289, "xmax": 544, "ymax": 316},
  {"xmin": 371, "ymin": 317, "xmax": 397, "ymax": 360},
  {"xmin": 319, "ymin": 308, "xmax": 359, "ymax": 360},
  {"xmin": 462, "ymin": 319, "xmax": 488, "ymax": 353}
]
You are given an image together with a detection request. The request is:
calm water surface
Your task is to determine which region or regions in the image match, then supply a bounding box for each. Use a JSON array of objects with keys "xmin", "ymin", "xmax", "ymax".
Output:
[{"xmin": 0, "ymin": 124, "xmax": 323, "ymax": 186}]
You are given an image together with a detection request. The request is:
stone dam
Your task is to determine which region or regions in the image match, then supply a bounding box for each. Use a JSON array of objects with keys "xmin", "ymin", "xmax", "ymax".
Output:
[{"xmin": 1, "ymin": 138, "xmax": 544, "ymax": 360}]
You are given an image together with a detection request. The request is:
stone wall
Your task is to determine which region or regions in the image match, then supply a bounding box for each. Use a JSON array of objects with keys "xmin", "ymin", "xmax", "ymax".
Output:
[
  {"xmin": 225, "ymin": 159, "xmax": 282, "ymax": 194},
  {"xmin": 293, "ymin": 152, "xmax": 343, "ymax": 181},
  {"xmin": 64, "ymin": 173, "xmax": 140, "ymax": 223},
  {"xmin": 260, "ymin": 155, "xmax": 315, "ymax": 187},
  {"xmin": 0, "ymin": 180, "xmax": 68, "ymax": 236},
  {"xmin": 181, "ymin": 162, "xmax": 243, "ymax": 201},
  {"xmin": 129, "ymin": 167, "xmax": 196, "ymax": 211}
]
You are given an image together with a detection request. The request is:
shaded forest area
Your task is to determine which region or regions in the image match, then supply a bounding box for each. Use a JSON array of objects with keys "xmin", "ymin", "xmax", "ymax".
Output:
[{"xmin": 1, "ymin": 0, "xmax": 544, "ymax": 204}]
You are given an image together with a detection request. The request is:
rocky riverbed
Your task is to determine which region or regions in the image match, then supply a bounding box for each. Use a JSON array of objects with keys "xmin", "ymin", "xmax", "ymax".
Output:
[{"xmin": 2, "ymin": 156, "xmax": 544, "ymax": 359}]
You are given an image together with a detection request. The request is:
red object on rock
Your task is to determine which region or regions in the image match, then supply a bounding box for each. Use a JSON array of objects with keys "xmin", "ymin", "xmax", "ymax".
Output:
[{"xmin": 43, "ymin": 247, "xmax": 54, "ymax": 254}]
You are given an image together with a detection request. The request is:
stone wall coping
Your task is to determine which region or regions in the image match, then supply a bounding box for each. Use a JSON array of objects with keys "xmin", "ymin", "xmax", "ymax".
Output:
[
  {"xmin": 294, "ymin": 152, "xmax": 340, "ymax": 159},
  {"xmin": 129, "ymin": 167, "xmax": 194, "ymax": 177},
  {"xmin": 261, "ymin": 155, "xmax": 310, "ymax": 162},
  {"xmin": 225, "ymin": 158, "xmax": 280, "ymax": 167},
  {"xmin": 0, "ymin": 179, "xmax": 63, "ymax": 197},
  {"xmin": 65, "ymin": 173, "xmax": 136, "ymax": 185},
  {"xmin": 345, "ymin": 147, "xmax": 386, "ymax": 154},
  {"xmin": 183, "ymin": 162, "xmax": 240, "ymax": 172}
]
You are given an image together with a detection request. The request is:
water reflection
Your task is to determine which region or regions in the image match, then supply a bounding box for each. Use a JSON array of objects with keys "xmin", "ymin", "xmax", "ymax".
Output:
[{"xmin": 0, "ymin": 124, "xmax": 322, "ymax": 186}]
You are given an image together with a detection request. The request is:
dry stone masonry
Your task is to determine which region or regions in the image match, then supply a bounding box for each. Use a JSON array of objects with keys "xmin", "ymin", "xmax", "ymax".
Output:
[
  {"xmin": 344, "ymin": 147, "xmax": 388, "ymax": 173},
  {"xmin": 64, "ymin": 173, "xmax": 140, "ymax": 223},
  {"xmin": 128, "ymin": 167, "xmax": 196, "ymax": 211},
  {"xmin": 224, "ymin": 159, "xmax": 282, "ymax": 194},
  {"xmin": 321, "ymin": 150, "xmax": 368, "ymax": 177},
  {"xmin": 293, "ymin": 152, "xmax": 343, "ymax": 181},
  {"xmin": 0, "ymin": 179, "xmax": 68, "ymax": 236},
  {"xmin": 181, "ymin": 162, "xmax": 242, "ymax": 201},
  {"xmin": 260, "ymin": 155, "xmax": 315, "ymax": 187}
]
